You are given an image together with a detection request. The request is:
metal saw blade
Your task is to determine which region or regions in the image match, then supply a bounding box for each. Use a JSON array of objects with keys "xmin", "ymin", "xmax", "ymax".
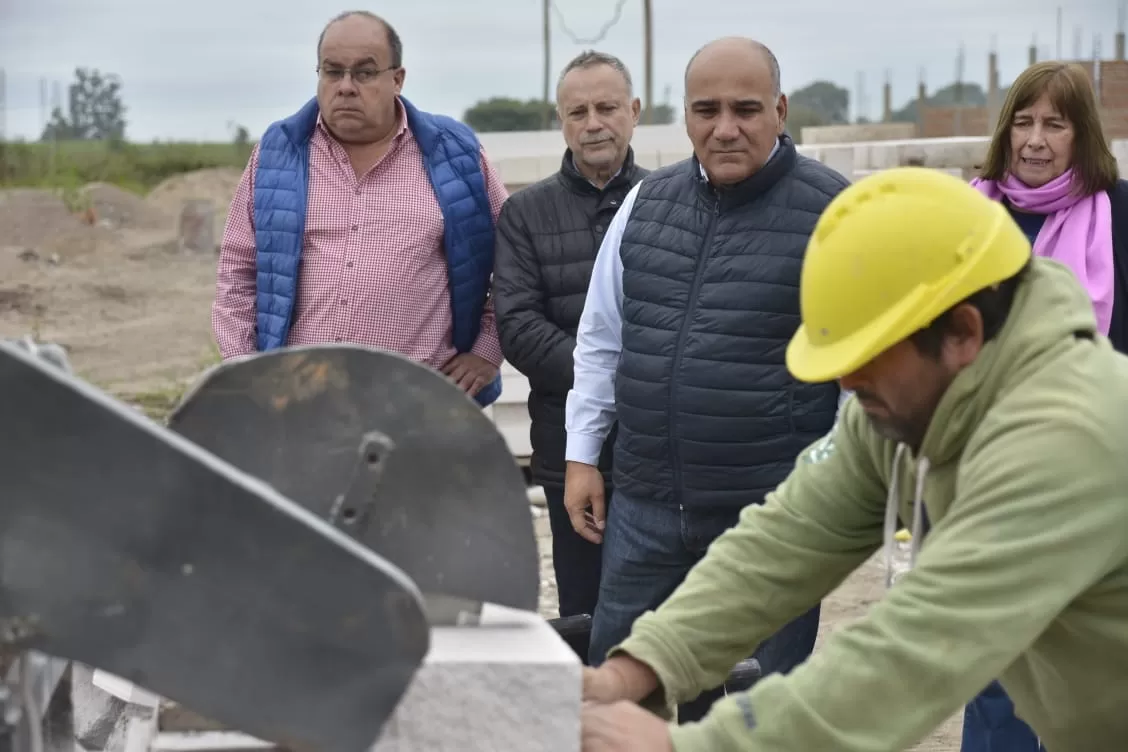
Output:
[
  {"xmin": 0, "ymin": 340, "xmax": 430, "ymax": 752},
  {"xmin": 167, "ymin": 344, "xmax": 540, "ymax": 619}
]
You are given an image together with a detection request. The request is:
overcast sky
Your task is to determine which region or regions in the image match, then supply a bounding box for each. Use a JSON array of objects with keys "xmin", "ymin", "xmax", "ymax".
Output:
[{"xmin": 0, "ymin": 0, "xmax": 1116, "ymax": 142}]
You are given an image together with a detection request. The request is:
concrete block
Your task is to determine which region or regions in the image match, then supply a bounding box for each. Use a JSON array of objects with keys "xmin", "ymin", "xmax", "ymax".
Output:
[
  {"xmin": 70, "ymin": 663, "xmax": 160, "ymax": 752},
  {"xmin": 801, "ymin": 122, "xmax": 916, "ymax": 145},
  {"xmin": 818, "ymin": 147, "xmax": 856, "ymax": 181},
  {"xmin": 72, "ymin": 663, "xmax": 129, "ymax": 750},
  {"xmin": 632, "ymin": 150, "xmax": 662, "ymax": 170},
  {"xmin": 151, "ymin": 731, "xmax": 271, "ymax": 751},
  {"xmin": 132, "ymin": 605, "xmax": 581, "ymax": 752},
  {"xmin": 373, "ymin": 604, "xmax": 581, "ymax": 752}
]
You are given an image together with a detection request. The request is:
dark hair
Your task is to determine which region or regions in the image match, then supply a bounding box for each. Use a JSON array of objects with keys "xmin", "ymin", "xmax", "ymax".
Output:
[
  {"xmin": 909, "ymin": 261, "xmax": 1031, "ymax": 358},
  {"xmin": 980, "ymin": 61, "xmax": 1118, "ymax": 196},
  {"xmin": 317, "ymin": 11, "xmax": 403, "ymax": 68},
  {"xmin": 557, "ymin": 50, "xmax": 633, "ymax": 95}
]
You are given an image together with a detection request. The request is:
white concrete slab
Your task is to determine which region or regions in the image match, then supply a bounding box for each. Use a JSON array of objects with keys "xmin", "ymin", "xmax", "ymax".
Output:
[
  {"xmin": 151, "ymin": 732, "xmax": 272, "ymax": 751},
  {"xmin": 490, "ymin": 132, "xmax": 1128, "ymax": 188},
  {"xmin": 152, "ymin": 607, "xmax": 580, "ymax": 752},
  {"xmin": 372, "ymin": 604, "xmax": 581, "ymax": 752}
]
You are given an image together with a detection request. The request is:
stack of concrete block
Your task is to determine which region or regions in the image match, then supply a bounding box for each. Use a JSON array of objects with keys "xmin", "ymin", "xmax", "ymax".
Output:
[
  {"xmin": 59, "ymin": 605, "xmax": 580, "ymax": 752},
  {"xmin": 373, "ymin": 604, "xmax": 581, "ymax": 752}
]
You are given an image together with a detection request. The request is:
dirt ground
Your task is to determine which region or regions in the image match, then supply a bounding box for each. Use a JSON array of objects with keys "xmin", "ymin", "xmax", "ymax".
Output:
[
  {"xmin": 0, "ymin": 174, "xmax": 960, "ymax": 750},
  {"xmin": 0, "ymin": 172, "xmax": 241, "ymax": 394}
]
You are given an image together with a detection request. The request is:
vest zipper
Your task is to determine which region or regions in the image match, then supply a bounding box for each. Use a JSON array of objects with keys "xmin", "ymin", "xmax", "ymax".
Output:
[{"xmin": 667, "ymin": 197, "xmax": 721, "ymax": 508}]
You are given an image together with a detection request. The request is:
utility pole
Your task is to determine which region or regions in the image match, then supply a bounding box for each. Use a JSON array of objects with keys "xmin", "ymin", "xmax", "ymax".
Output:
[
  {"xmin": 855, "ymin": 71, "xmax": 867, "ymax": 123},
  {"xmin": 954, "ymin": 43, "xmax": 965, "ymax": 137},
  {"xmin": 1094, "ymin": 34, "xmax": 1103, "ymax": 105},
  {"xmin": 1056, "ymin": 6, "xmax": 1062, "ymax": 60},
  {"xmin": 0, "ymin": 68, "xmax": 6, "ymax": 184},
  {"xmin": 916, "ymin": 67, "xmax": 927, "ymax": 136},
  {"xmin": 1119, "ymin": 1, "xmax": 1127, "ymax": 60},
  {"xmin": 542, "ymin": 0, "xmax": 552, "ymax": 130},
  {"xmin": 882, "ymin": 69, "xmax": 892, "ymax": 122},
  {"xmin": 642, "ymin": 0, "xmax": 653, "ymax": 124}
]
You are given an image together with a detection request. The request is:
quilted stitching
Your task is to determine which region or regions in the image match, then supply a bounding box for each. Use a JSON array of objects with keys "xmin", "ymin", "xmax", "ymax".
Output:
[{"xmin": 252, "ymin": 97, "xmax": 495, "ymax": 357}]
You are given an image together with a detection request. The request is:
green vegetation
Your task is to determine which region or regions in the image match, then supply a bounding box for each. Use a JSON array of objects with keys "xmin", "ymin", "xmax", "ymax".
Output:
[
  {"xmin": 118, "ymin": 384, "xmax": 190, "ymax": 422},
  {"xmin": 0, "ymin": 66, "xmax": 253, "ymax": 193},
  {"xmin": 890, "ymin": 82, "xmax": 992, "ymax": 125},
  {"xmin": 463, "ymin": 96, "xmax": 677, "ymax": 132},
  {"xmin": 789, "ymin": 80, "xmax": 851, "ymax": 130},
  {"xmin": 0, "ymin": 140, "xmax": 252, "ymax": 194},
  {"xmin": 112, "ymin": 344, "xmax": 221, "ymax": 423}
]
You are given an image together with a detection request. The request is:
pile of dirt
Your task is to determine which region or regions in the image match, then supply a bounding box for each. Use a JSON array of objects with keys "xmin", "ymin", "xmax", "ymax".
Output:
[
  {"xmin": 0, "ymin": 188, "xmax": 88, "ymax": 248},
  {"xmin": 146, "ymin": 168, "xmax": 243, "ymax": 237},
  {"xmin": 147, "ymin": 167, "xmax": 243, "ymax": 205},
  {"xmin": 80, "ymin": 182, "xmax": 173, "ymax": 231}
]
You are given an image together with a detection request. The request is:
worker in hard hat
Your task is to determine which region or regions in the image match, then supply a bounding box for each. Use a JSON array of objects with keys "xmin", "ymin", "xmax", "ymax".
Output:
[{"xmin": 577, "ymin": 166, "xmax": 1128, "ymax": 752}]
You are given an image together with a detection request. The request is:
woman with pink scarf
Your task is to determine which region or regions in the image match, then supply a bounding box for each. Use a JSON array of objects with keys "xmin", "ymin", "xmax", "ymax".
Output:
[{"xmin": 963, "ymin": 61, "xmax": 1127, "ymax": 752}]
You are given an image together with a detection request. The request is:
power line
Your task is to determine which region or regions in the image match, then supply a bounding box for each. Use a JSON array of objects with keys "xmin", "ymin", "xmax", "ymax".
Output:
[{"xmin": 550, "ymin": 0, "xmax": 629, "ymax": 46}]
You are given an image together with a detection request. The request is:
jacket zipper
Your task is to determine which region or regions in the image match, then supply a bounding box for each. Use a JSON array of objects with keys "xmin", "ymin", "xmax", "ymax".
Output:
[{"xmin": 668, "ymin": 197, "xmax": 721, "ymax": 507}]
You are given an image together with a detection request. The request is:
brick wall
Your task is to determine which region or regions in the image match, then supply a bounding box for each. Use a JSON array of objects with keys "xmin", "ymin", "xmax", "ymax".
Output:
[
  {"xmin": 1090, "ymin": 60, "xmax": 1128, "ymax": 139},
  {"xmin": 919, "ymin": 59, "xmax": 1128, "ymax": 140},
  {"xmin": 919, "ymin": 107, "xmax": 991, "ymax": 138}
]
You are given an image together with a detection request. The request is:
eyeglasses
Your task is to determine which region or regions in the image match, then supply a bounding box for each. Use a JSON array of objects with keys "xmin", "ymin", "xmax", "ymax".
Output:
[{"xmin": 316, "ymin": 65, "xmax": 395, "ymax": 85}]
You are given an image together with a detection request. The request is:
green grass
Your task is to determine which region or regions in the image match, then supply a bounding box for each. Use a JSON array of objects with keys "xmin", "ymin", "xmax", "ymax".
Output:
[
  {"xmin": 119, "ymin": 384, "xmax": 189, "ymax": 422},
  {"xmin": 0, "ymin": 140, "xmax": 254, "ymax": 194},
  {"xmin": 111, "ymin": 343, "xmax": 222, "ymax": 423}
]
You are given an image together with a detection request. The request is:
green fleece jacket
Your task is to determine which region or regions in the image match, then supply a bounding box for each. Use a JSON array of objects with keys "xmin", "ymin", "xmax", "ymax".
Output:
[{"xmin": 612, "ymin": 258, "xmax": 1128, "ymax": 752}]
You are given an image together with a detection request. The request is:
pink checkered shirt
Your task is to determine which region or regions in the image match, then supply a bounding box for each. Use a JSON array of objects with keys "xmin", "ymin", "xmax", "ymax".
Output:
[{"xmin": 212, "ymin": 101, "xmax": 508, "ymax": 371}]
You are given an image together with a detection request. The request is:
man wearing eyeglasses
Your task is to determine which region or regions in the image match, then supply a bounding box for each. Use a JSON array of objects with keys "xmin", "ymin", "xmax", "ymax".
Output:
[{"xmin": 212, "ymin": 11, "xmax": 507, "ymax": 405}]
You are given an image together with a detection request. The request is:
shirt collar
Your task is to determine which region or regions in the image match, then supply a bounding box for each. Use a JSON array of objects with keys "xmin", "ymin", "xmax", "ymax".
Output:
[{"xmin": 571, "ymin": 155, "xmax": 625, "ymax": 188}]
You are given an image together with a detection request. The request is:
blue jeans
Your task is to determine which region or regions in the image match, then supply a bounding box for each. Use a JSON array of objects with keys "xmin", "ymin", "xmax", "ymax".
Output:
[
  {"xmin": 588, "ymin": 490, "xmax": 821, "ymax": 722},
  {"xmin": 962, "ymin": 681, "xmax": 1044, "ymax": 752}
]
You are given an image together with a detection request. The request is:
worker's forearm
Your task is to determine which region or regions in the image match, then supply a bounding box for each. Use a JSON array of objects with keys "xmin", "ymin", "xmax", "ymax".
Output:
[{"xmin": 605, "ymin": 655, "xmax": 660, "ymax": 702}]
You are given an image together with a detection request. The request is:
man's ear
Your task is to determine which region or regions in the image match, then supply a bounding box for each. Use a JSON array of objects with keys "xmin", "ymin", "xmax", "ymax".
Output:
[{"xmin": 943, "ymin": 303, "xmax": 986, "ymax": 369}]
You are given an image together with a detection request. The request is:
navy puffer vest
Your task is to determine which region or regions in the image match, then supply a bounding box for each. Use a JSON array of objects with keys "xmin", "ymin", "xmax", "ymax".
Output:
[{"xmin": 614, "ymin": 136, "xmax": 846, "ymax": 508}]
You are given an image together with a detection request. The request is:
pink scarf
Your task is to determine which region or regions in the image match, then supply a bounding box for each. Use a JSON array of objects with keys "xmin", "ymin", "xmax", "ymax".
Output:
[{"xmin": 971, "ymin": 169, "xmax": 1114, "ymax": 334}]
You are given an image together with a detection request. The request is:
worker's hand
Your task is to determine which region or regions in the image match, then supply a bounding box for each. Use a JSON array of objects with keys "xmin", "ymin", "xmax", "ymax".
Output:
[
  {"xmin": 583, "ymin": 666, "xmax": 626, "ymax": 704},
  {"xmin": 581, "ymin": 701, "xmax": 673, "ymax": 752},
  {"xmin": 583, "ymin": 656, "xmax": 660, "ymax": 704},
  {"xmin": 564, "ymin": 461, "xmax": 606, "ymax": 544},
  {"xmin": 441, "ymin": 353, "xmax": 498, "ymax": 397}
]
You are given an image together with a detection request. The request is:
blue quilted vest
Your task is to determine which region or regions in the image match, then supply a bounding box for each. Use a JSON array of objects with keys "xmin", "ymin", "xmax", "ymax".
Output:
[{"xmin": 251, "ymin": 96, "xmax": 501, "ymax": 406}]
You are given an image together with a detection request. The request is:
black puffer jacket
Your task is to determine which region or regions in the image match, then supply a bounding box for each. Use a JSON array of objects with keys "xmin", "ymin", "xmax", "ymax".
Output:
[
  {"xmin": 493, "ymin": 148, "xmax": 649, "ymax": 489},
  {"xmin": 1107, "ymin": 179, "xmax": 1128, "ymax": 354}
]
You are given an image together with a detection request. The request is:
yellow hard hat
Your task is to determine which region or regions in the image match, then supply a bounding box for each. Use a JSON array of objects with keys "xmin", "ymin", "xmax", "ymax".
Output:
[{"xmin": 786, "ymin": 167, "xmax": 1031, "ymax": 383}]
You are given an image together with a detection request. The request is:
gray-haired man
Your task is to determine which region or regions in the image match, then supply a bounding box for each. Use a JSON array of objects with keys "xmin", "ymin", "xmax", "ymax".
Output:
[{"xmin": 493, "ymin": 50, "xmax": 648, "ymax": 630}]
